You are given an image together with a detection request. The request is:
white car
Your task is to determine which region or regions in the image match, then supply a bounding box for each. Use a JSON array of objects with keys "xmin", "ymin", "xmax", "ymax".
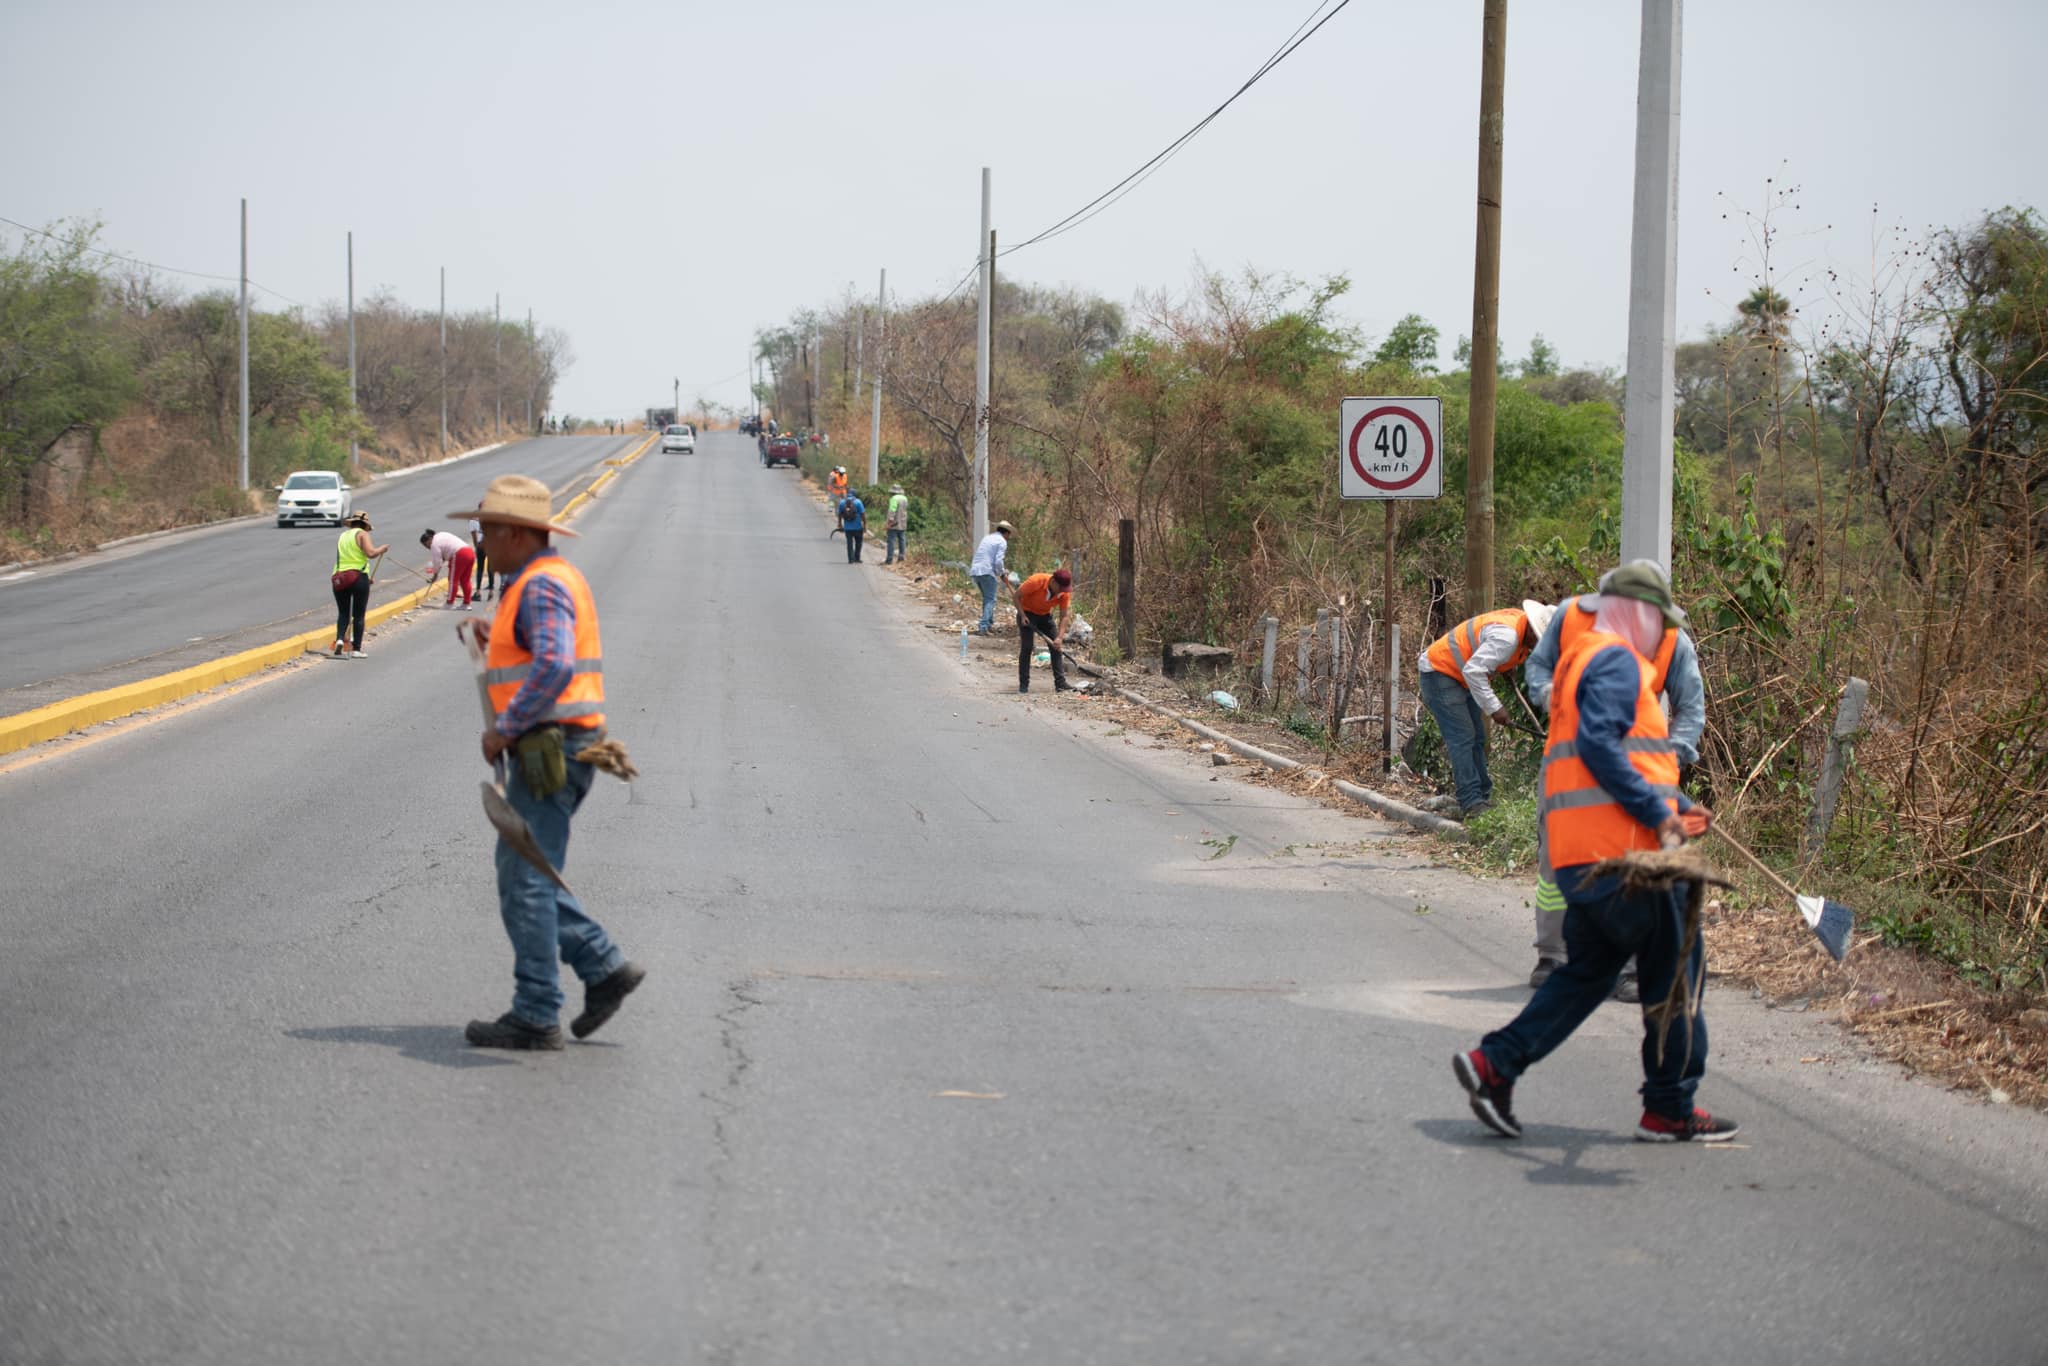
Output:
[
  {"xmin": 275, "ymin": 470, "xmax": 353, "ymax": 527},
  {"xmin": 661, "ymin": 424, "xmax": 696, "ymax": 454}
]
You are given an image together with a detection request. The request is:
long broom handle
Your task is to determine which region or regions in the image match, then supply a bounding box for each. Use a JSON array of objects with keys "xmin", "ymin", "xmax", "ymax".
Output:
[{"xmin": 1710, "ymin": 825, "xmax": 1802, "ymax": 902}]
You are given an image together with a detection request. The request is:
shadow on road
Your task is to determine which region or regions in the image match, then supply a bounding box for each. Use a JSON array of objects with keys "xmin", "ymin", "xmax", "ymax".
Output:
[
  {"xmin": 285, "ymin": 1024, "xmax": 515, "ymax": 1069},
  {"xmin": 1413, "ymin": 1117, "xmax": 1639, "ymax": 1188}
]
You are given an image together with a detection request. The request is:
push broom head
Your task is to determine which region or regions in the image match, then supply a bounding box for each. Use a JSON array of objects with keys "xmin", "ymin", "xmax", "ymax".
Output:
[{"xmin": 1797, "ymin": 895, "xmax": 1854, "ymax": 962}]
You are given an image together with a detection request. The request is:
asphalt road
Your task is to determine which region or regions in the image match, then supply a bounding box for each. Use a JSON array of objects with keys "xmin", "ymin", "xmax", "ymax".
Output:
[
  {"xmin": 0, "ymin": 433, "xmax": 642, "ymax": 714},
  {"xmin": 3, "ymin": 430, "xmax": 2045, "ymax": 1365}
]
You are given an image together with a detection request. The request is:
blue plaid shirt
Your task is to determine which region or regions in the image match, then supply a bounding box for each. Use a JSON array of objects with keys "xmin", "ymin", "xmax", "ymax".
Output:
[{"xmin": 495, "ymin": 550, "xmax": 579, "ymax": 738}]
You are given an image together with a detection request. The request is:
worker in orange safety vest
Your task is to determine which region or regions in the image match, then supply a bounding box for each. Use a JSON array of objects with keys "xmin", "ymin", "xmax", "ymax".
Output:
[{"xmin": 1416, "ymin": 601, "xmax": 1555, "ymax": 818}]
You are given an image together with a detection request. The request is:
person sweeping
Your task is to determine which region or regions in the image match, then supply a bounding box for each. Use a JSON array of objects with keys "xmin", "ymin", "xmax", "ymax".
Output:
[
  {"xmin": 330, "ymin": 512, "xmax": 387, "ymax": 658},
  {"xmin": 453, "ymin": 475, "xmax": 645, "ymax": 1051},
  {"xmin": 1452, "ymin": 562, "xmax": 1736, "ymax": 1143},
  {"xmin": 420, "ymin": 527, "xmax": 477, "ymax": 609}
]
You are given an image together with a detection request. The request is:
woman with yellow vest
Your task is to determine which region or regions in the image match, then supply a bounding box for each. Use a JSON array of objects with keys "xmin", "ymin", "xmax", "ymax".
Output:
[
  {"xmin": 329, "ymin": 512, "xmax": 388, "ymax": 658},
  {"xmin": 1416, "ymin": 600, "xmax": 1554, "ymax": 818},
  {"xmin": 1453, "ymin": 562, "xmax": 1736, "ymax": 1144},
  {"xmin": 453, "ymin": 475, "xmax": 644, "ymax": 1051}
]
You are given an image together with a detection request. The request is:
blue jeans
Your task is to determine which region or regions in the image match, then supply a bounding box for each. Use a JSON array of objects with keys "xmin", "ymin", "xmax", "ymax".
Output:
[
  {"xmin": 885, "ymin": 528, "xmax": 906, "ymax": 562},
  {"xmin": 1479, "ymin": 878, "xmax": 1707, "ymax": 1121},
  {"xmin": 495, "ymin": 729, "xmax": 625, "ymax": 1027},
  {"xmin": 1419, "ymin": 669, "xmax": 1490, "ymax": 810},
  {"xmin": 973, "ymin": 574, "xmax": 998, "ymax": 631}
]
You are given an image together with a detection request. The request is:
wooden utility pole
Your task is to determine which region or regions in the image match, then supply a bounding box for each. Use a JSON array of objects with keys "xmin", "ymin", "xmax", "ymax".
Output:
[{"xmin": 1464, "ymin": 0, "xmax": 1507, "ymax": 615}]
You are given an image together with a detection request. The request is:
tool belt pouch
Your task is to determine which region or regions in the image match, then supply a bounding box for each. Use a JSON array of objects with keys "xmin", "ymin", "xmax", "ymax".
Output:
[
  {"xmin": 516, "ymin": 725, "xmax": 568, "ymax": 799},
  {"xmin": 331, "ymin": 569, "xmax": 363, "ymax": 592}
]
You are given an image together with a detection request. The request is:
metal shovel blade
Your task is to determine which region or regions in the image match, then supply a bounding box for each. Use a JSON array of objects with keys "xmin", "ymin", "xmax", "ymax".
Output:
[{"xmin": 481, "ymin": 777, "xmax": 575, "ymax": 895}]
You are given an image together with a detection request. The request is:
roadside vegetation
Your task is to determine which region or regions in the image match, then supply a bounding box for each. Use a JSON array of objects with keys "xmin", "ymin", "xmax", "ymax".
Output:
[
  {"xmin": 0, "ymin": 219, "xmax": 572, "ymax": 559},
  {"xmin": 756, "ymin": 192, "xmax": 2048, "ymax": 1088}
]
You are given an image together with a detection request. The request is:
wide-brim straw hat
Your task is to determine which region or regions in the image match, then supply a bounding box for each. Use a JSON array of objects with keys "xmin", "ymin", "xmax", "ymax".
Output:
[{"xmin": 448, "ymin": 474, "xmax": 579, "ymax": 537}]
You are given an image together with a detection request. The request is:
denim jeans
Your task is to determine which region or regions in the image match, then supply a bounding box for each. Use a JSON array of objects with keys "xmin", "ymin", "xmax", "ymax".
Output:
[
  {"xmin": 844, "ymin": 528, "xmax": 864, "ymax": 562},
  {"xmin": 1017, "ymin": 609, "xmax": 1067, "ymax": 691},
  {"xmin": 1479, "ymin": 878, "xmax": 1707, "ymax": 1120},
  {"xmin": 494, "ymin": 729, "xmax": 625, "ymax": 1027},
  {"xmin": 885, "ymin": 528, "xmax": 906, "ymax": 562},
  {"xmin": 1419, "ymin": 669, "xmax": 1490, "ymax": 810},
  {"xmin": 972, "ymin": 574, "xmax": 999, "ymax": 631}
]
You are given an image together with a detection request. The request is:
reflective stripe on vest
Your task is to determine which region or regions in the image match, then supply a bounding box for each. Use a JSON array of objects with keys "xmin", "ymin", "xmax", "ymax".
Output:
[
  {"xmin": 485, "ymin": 556, "xmax": 606, "ymax": 730},
  {"xmin": 1541, "ymin": 631, "xmax": 1680, "ymax": 871},
  {"xmin": 1425, "ymin": 608, "xmax": 1531, "ymax": 688},
  {"xmin": 1557, "ymin": 595, "xmax": 1676, "ymax": 697}
]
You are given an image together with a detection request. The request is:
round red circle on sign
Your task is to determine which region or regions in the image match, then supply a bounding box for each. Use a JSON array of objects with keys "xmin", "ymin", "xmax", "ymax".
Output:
[{"xmin": 1347, "ymin": 405, "xmax": 1435, "ymax": 492}]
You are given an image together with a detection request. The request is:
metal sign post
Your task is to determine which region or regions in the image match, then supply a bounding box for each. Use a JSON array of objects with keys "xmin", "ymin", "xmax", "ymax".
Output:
[{"xmin": 1340, "ymin": 396, "xmax": 1444, "ymax": 770}]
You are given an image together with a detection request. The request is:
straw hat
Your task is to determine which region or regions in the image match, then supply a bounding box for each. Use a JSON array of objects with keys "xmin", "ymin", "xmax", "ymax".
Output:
[{"xmin": 448, "ymin": 475, "xmax": 578, "ymax": 537}]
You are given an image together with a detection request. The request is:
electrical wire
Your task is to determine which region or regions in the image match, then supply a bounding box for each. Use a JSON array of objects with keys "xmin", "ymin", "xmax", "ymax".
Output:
[
  {"xmin": 998, "ymin": 0, "xmax": 1353, "ymax": 260},
  {"xmin": 2, "ymin": 212, "xmax": 305, "ymax": 307}
]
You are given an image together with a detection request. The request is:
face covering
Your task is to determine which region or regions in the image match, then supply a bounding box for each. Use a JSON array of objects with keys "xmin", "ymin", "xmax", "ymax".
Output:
[{"xmin": 1593, "ymin": 594, "xmax": 1666, "ymax": 660}]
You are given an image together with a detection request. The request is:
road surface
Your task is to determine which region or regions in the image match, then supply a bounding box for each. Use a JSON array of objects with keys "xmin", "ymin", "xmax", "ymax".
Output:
[
  {"xmin": 2, "ymin": 430, "xmax": 2044, "ymax": 1365},
  {"xmin": 0, "ymin": 434, "xmax": 642, "ymax": 714}
]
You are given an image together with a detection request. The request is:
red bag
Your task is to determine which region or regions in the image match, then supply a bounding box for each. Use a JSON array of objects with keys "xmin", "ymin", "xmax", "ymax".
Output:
[{"xmin": 331, "ymin": 569, "xmax": 363, "ymax": 593}]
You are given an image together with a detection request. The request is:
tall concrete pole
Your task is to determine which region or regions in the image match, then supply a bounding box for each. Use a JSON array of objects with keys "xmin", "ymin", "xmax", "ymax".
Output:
[
  {"xmin": 526, "ymin": 308, "xmax": 534, "ymax": 432},
  {"xmin": 971, "ymin": 166, "xmax": 992, "ymax": 549},
  {"xmin": 237, "ymin": 198, "xmax": 249, "ymax": 490},
  {"xmin": 868, "ymin": 267, "xmax": 885, "ymax": 486},
  {"xmin": 1463, "ymin": 0, "xmax": 1506, "ymax": 616},
  {"xmin": 439, "ymin": 266, "xmax": 448, "ymax": 456},
  {"xmin": 1621, "ymin": 0, "xmax": 1682, "ymax": 574},
  {"xmin": 347, "ymin": 231, "xmax": 357, "ymax": 475}
]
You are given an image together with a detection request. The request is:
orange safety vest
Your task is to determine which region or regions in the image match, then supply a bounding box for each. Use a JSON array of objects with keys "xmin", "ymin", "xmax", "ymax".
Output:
[
  {"xmin": 1540, "ymin": 630, "xmax": 1681, "ymax": 872},
  {"xmin": 1425, "ymin": 609, "xmax": 1532, "ymax": 687},
  {"xmin": 485, "ymin": 555, "xmax": 605, "ymax": 731},
  {"xmin": 828, "ymin": 473, "xmax": 847, "ymax": 497},
  {"xmin": 1017, "ymin": 573, "xmax": 1070, "ymax": 617},
  {"xmin": 1555, "ymin": 594, "xmax": 1677, "ymax": 696}
]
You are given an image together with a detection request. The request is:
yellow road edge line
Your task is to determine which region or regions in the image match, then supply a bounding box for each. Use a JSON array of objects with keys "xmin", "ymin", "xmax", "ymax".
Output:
[{"xmin": 0, "ymin": 432, "xmax": 658, "ymax": 758}]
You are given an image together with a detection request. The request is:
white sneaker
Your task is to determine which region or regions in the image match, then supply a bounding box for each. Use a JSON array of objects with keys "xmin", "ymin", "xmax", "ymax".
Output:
[{"xmin": 349, "ymin": 649, "xmax": 368, "ymax": 659}]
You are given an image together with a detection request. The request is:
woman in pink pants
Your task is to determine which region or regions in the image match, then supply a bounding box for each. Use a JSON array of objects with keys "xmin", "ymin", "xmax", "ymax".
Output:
[{"xmin": 421, "ymin": 528, "xmax": 477, "ymax": 608}]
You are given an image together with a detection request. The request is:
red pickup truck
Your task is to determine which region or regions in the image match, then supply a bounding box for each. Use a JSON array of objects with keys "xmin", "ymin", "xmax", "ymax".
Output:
[{"xmin": 761, "ymin": 435, "xmax": 802, "ymax": 469}]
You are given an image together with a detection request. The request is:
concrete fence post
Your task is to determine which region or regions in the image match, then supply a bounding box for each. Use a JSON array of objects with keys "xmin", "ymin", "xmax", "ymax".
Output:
[
  {"xmin": 1296, "ymin": 625, "xmax": 1312, "ymax": 701},
  {"xmin": 1259, "ymin": 616, "xmax": 1278, "ymax": 700},
  {"xmin": 1804, "ymin": 676, "xmax": 1869, "ymax": 864}
]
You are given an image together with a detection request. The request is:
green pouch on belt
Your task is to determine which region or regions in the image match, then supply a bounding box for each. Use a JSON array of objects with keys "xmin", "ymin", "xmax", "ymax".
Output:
[{"xmin": 516, "ymin": 725, "xmax": 568, "ymax": 798}]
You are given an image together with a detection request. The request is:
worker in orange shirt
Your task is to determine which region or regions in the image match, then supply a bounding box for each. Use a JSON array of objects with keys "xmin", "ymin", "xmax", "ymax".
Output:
[{"xmin": 1015, "ymin": 568, "xmax": 1075, "ymax": 694}]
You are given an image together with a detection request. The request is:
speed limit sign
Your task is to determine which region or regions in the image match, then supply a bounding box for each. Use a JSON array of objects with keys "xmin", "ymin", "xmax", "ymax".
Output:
[{"xmin": 1339, "ymin": 396, "xmax": 1443, "ymax": 500}]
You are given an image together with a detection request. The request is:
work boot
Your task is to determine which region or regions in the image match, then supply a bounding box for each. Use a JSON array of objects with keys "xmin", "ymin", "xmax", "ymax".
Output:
[
  {"xmin": 571, "ymin": 961, "xmax": 647, "ymax": 1040},
  {"xmin": 1452, "ymin": 1049, "xmax": 1521, "ymax": 1139},
  {"xmin": 1635, "ymin": 1108, "xmax": 1740, "ymax": 1143},
  {"xmin": 1611, "ymin": 970, "xmax": 1640, "ymax": 1004},
  {"xmin": 1528, "ymin": 957, "xmax": 1563, "ymax": 989},
  {"xmin": 465, "ymin": 1012, "xmax": 565, "ymax": 1051}
]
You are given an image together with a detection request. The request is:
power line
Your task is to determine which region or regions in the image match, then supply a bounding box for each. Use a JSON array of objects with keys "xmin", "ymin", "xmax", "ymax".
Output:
[
  {"xmin": 1, "ymin": 213, "xmax": 305, "ymax": 307},
  {"xmin": 999, "ymin": 0, "xmax": 1354, "ymax": 260}
]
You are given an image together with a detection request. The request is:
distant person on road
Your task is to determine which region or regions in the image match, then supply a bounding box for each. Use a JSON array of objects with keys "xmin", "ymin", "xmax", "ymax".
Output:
[
  {"xmin": 1523, "ymin": 562, "xmax": 1706, "ymax": 996},
  {"xmin": 1015, "ymin": 568, "xmax": 1075, "ymax": 694},
  {"xmin": 968, "ymin": 521, "xmax": 1014, "ymax": 634},
  {"xmin": 838, "ymin": 490, "xmax": 866, "ymax": 562},
  {"xmin": 421, "ymin": 527, "xmax": 476, "ymax": 609},
  {"xmin": 1453, "ymin": 562, "xmax": 1735, "ymax": 1145},
  {"xmin": 1416, "ymin": 600, "xmax": 1555, "ymax": 820},
  {"xmin": 330, "ymin": 512, "xmax": 387, "ymax": 659},
  {"xmin": 884, "ymin": 484, "xmax": 909, "ymax": 564},
  {"xmin": 453, "ymin": 474, "xmax": 646, "ymax": 1051},
  {"xmin": 827, "ymin": 466, "xmax": 848, "ymax": 503},
  {"xmin": 469, "ymin": 516, "xmax": 495, "ymax": 600}
]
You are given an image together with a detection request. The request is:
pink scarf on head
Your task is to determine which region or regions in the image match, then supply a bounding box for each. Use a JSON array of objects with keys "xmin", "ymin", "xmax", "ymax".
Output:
[{"xmin": 1592, "ymin": 594, "xmax": 1666, "ymax": 661}]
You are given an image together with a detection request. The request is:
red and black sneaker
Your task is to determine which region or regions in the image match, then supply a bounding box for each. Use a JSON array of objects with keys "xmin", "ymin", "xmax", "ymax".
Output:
[
  {"xmin": 1635, "ymin": 1108, "xmax": 1740, "ymax": 1143},
  {"xmin": 1453, "ymin": 1049, "xmax": 1522, "ymax": 1139}
]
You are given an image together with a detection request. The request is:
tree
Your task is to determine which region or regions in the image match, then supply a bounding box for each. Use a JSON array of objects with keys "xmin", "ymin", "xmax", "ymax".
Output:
[
  {"xmin": 1521, "ymin": 333, "xmax": 1559, "ymax": 378},
  {"xmin": 1374, "ymin": 313, "xmax": 1440, "ymax": 373},
  {"xmin": 0, "ymin": 221, "xmax": 134, "ymax": 517}
]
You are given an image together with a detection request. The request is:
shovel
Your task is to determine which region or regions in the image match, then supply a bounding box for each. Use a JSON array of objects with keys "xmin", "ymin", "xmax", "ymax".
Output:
[{"xmin": 457, "ymin": 620, "xmax": 575, "ymax": 896}]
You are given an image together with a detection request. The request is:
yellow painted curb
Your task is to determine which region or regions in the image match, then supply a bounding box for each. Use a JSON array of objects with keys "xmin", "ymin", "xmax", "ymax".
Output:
[{"xmin": 0, "ymin": 433, "xmax": 656, "ymax": 757}]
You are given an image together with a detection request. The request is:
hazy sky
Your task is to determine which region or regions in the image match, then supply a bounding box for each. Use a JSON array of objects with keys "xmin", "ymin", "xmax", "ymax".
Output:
[{"xmin": 4, "ymin": 0, "xmax": 2042, "ymax": 420}]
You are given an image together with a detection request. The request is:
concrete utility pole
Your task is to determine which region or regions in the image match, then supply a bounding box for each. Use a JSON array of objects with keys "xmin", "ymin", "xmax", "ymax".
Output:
[
  {"xmin": 868, "ymin": 267, "xmax": 885, "ymax": 487},
  {"xmin": 347, "ymin": 232, "xmax": 357, "ymax": 475},
  {"xmin": 971, "ymin": 166, "xmax": 992, "ymax": 549},
  {"xmin": 1620, "ymin": 0, "xmax": 1682, "ymax": 574},
  {"xmin": 1464, "ymin": 0, "xmax": 1507, "ymax": 616},
  {"xmin": 237, "ymin": 198, "xmax": 249, "ymax": 491},
  {"xmin": 439, "ymin": 267, "xmax": 450, "ymax": 455},
  {"xmin": 526, "ymin": 308, "xmax": 534, "ymax": 433},
  {"xmin": 854, "ymin": 309, "xmax": 864, "ymax": 401},
  {"xmin": 494, "ymin": 292, "xmax": 502, "ymax": 438}
]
